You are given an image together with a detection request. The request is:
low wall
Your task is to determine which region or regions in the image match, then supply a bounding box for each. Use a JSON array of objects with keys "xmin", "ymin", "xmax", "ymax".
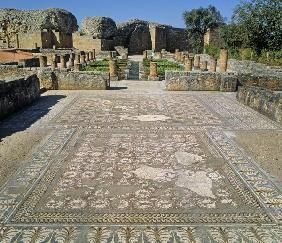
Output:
[
  {"xmin": 0, "ymin": 65, "xmax": 36, "ymax": 79},
  {"xmin": 237, "ymin": 73, "xmax": 282, "ymax": 91},
  {"xmin": 38, "ymin": 69, "xmax": 110, "ymax": 90},
  {"xmin": 237, "ymin": 86, "xmax": 282, "ymax": 124},
  {"xmin": 165, "ymin": 71, "xmax": 238, "ymax": 92},
  {"xmin": 0, "ymin": 74, "xmax": 40, "ymax": 119},
  {"xmin": 56, "ymin": 71, "xmax": 110, "ymax": 90}
]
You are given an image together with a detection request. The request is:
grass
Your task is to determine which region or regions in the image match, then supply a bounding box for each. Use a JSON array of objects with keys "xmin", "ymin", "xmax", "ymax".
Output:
[{"xmin": 143, "ymin": 59, "xmax": 183, "ymax": 77}]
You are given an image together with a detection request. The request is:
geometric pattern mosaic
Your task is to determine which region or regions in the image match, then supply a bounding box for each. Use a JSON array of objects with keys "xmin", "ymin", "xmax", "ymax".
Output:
[{"xmin": 0, "ymin": 81, "xmax": 281, "ymax": 242}]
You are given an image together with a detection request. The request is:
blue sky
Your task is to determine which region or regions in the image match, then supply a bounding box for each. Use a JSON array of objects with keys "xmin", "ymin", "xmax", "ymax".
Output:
[{"xmin": 0, "ymin": 0, "xmax": 242, "ymax": 27}]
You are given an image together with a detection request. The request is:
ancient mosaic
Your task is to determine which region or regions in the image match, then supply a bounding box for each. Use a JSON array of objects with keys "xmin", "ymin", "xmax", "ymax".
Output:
[{"xmin": 0, "ymin": 83, "xmax": 281, "ymax": 242}]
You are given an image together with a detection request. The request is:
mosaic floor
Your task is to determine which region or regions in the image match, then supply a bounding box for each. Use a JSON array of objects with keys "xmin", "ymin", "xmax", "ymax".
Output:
[{"xmin": 0, "ymin": 81, "xmax": 282, "ymax": 242}]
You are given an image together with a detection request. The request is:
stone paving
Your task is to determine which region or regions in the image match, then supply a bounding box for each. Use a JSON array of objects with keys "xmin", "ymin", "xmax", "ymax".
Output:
[{"xmin": 0, "ymin": 81, "xmax": 282, "ymax": 242}]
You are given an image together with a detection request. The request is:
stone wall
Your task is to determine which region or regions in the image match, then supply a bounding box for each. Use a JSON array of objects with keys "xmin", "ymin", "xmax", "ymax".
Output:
[
  {"xmin": 227, "ymin": 60, "xmax": 282, "ymax": 91},
  {"xmin": 115, "ymin": 19, "xmax": 187, "ymax": 54},
  {"xmin": 0, "ymin": 74, "xmax": 40, "ymax": 119},
  {"xmin": 72, "ymin": 32, "xmax": 114, "ymax": 52},
  {"xmin": 0, "ymin": 65, "xmax": 35, "ymax": 79},
  {"xmin": 0, "ymin": 8, "xmax": 78, "ymax": 48},
  {"xmin": 56, "ymin": 71, "xmax": 110, "ymax": 90},
  {"xmin": 165, "ymin": 71, "xmax": 238, "ymax": 92},
  {"xmin": 38, "ymin": 69, "xmax": 110, "ymax": 90},
  {"xmin": 237, "ymin": 86, "xmax": 282, "ymax": 124}
]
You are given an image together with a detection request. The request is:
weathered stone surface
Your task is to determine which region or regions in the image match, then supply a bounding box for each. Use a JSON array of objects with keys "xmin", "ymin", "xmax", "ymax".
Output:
[
  {"xmin": 237, "ymin": 85, "xmax": 282, "ymax": 124},
  {"xmin": 165, "ymin": 71, "xmax": 238, "ymax": 91},
  {"xmin": 37, "ymin": 69, "xmax": 58, "ymax": 90},
  {"xmin": 55, "ymin": 70, "xmax": 110, "ymax": 90},
  {"xmin": 0, "ymin": 8, "xmax": 78, "ymax": 47},
  {"xmin": 237, "ymin": 73, "xmax": 282, "ymax": 91},
  {"xmin": 0, "ymin": 74, "xmax": 40, "ymax": 119},
  {"xmin": 80, "ymin": 17, "xmax": 117, "ymax": 39},
  {"xmin": 220, "ymin": 74, "xmax": 238, "ymax": 92}
]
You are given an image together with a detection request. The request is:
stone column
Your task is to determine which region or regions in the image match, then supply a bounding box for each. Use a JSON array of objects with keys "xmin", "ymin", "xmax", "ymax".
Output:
[
  {"xmin": 85, "ymin": 52, "xmax": 90, "ymax": 62},
  {"xmin": 175, "ymin": 49, "xmax": 179, "ymax": 59},
  {"xmin": 69, "ymin": 53, "xmax": 75, "ymax": 60},
  {"xmin": 149, "ymin": 62, "xmax": 157, "ymax": 77},
  {"xmin": 184, "ymin": 58, "xmax": 193, "ymax": 71},
  {"xmin": 220, "ymin": 49, "xmax": 228, "ymax": 72},
  {"xmin": 39, "ymin": 56, "xmax": 47, "ymax": 68},
  {"xmin": 74, "ymin": 63, "xmax": 82, "ymax": 71},
  {"xmin": 143, "ymin": 50, "xmax": 148, "ymax": 59},
  {"xmin": 75, "ymin": 54, "xmax": 80, "ymax": 64},
  {"xmin": 60, "ymin": 55, "xmax": 66, "ymax": 69},
  {"xmin": 109, "ymin": 59, "xmax": 118, "ymax": 77},
  {"xmin": 93, "ymin": 49, "xmax": 96, "ymax": 60},
  {"xmin": 210, "ymin": 59, "xmax": 217, "ymax": 72},
  {"xmin": 80, "ymin": 55, "xmax": 86, "ymax": 64},
  {"xmin": 194, "ymin": 56, "xmax": 200, "ymax": 70},
  {"xmin": 34, "ymin": 43, "xmax": 38, "ymax": 49},
  {"xmin": 68, "ymin": 58, "xmax": 74, "ymax": 68},
  {"xmin": 89, "ymin": 52, "xmax": 93, "ymax": 60},
  {"xmin": 51, "ymin": 60, "xmax": 57, "ymax": 70},
  {"xmin": 200, "ymin": 61, "xmax": 208, "ymax": 71},
  {"xmin": 182, "ymin": 54, "xmax": 186, "ymax": 63}
]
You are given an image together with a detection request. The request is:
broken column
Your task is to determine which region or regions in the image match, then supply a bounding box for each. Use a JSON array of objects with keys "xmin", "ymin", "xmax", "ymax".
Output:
[
  {"xmin": 182, "ymin": 54, "xmax": 186, "ymax": 63},
  {"xmin": 148, "ymin": 62, "xmax": 159, "ymax": 81},
  {"xmin": 194, "ymin": 56, "xmax": 200, "ymax": 70},
  {"xmin": 75, "ymin": 54, "xmax": 80, "ymax": 64},
  {"xmin": 39, "ymin": 56, "xmax": 47, "ymax": 68},
  {"xmin": 89, "ymin": 52, "xmax": 93, "ymax": 61},
  {"xmin": 210, "ymin": 59, "xmax": 217, "ymax": 72},
  {"xmin": 68, "ymin": 58, "xmax": 74, "ymax": 68},
  {"xmin": 220, "ymin": 49, "xmax": 228, "ymax": 72},
  {"xmin": 109, "ymin": 59, "xmax": 118, "ymax": 80},
  {"xmin": 51, "ymin": 60, "xmax": 57, "ymax": 70},
  {"xmin": 74, "ymin": 63, "xmax": 82, "ymax": 71},
  {"xmin": 80, "ymin": 55, "xmax": 86, "ymax": 64},
  {"xmin": 143, "ymin": 50, "xmax": 148, "ymax": 60},
  {"xmin": 93, "ymin": 49, "xmax": 96, "ymax": 60},
  {"xmin": 200, "ymin": 61, "xmax": 208, "ymax": 71},
  {"xmin": 184, "ymin": 58, "xmax": 193, "ymax": 71},
  {"xmin": 60, "ymin": 55, "xmax": 66, "ymax": 69},
  {"xmin": 175, "ymin": 49, "xmax": 179, "ymax": 59},
  {"xmin": 85, "ymin": 52, "xmax": 90, "ymax": 62}
]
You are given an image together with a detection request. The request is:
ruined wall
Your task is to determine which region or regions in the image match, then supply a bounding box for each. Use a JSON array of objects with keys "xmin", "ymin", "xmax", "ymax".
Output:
[
  {"xmin": 0, "ymin": 8, "xmax": 78, "ymax": 48},
  {"xmin": 165, "ymin": 71, "xmax": 237, "ymax": 92},
  {"xmin": 227, "ymin": 59, "xmax": 282, "ymax": 91},
  {"xmin": 0, "ymin": 74, "xmax": 40, "ymax": 119},
  {"xmin": 37, "ymin": 69, "xmax": 110, "ymax": 90},
  {"xmin": 56, "ymin": 70, "xmax": 110, "ymax": 90},
  {"xmin": 237, "ymin": 86, "xmax": 282, "ymax": 124},
  {"xmin": 116, "ymin": 19, "xmax": 187, "ymax": 54},
  {"xmin": 0, "ymin": 65, "xmax": 35, "ymax": 79},
  {"xmin": 166, "ymin": 28, "xmax": 187, "ymax": 52},
  {"xmin": 72, "ymin": 32, "xmax": 114, "ymax": 52},
  {"xmin": 149, "ymin": 25, "xmax": 167, "ymax": 51}
]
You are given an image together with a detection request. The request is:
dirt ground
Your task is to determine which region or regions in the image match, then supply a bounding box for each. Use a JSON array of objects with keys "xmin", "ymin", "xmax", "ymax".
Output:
[
  {"xmin": 0, "ymin": 129, "xmax": 49, "ymax": 186},
  {"xmin": 234, "ymin": 130, "xmax": 282, "ymax": 182}
]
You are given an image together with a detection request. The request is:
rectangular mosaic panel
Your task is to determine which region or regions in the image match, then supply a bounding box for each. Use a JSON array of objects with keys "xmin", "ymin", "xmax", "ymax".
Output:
[{"xmin": 10, "ymin": 130, "xmax": 271, "ymax": 224}]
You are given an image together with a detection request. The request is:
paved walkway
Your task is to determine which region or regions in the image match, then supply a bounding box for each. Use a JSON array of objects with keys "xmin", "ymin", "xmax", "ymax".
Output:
[{"xmin": 0, "ymin": 81, "xmax": 282, "ymax": 242}]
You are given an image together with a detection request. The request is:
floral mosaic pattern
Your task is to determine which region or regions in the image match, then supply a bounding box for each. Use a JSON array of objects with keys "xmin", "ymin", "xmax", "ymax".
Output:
[{"xmin": 0, "ymin": 81, "xmax": 281, "ymax": 241}]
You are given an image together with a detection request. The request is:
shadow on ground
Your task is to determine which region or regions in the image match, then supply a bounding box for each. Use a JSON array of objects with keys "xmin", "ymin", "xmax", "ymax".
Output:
[
  {"xmin": 0, "ymin": 95, "xmax": 66, "ymax": 141},
  {"xmin": 108, "ymin": 87, "xmax": 128, "ymax": 90}
]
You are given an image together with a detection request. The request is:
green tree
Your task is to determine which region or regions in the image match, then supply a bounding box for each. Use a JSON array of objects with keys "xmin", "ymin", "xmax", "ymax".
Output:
[
  {"xmin": 183, "ymin": 5, "xmax": 224, "ymax": 53},
  {"xmin": 219, "ymin": 23, "xmax": 249, "ymax": 49},
  {"xmin": 232, "ymin": 0, "xmax": 282, "ymax": 52}
]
